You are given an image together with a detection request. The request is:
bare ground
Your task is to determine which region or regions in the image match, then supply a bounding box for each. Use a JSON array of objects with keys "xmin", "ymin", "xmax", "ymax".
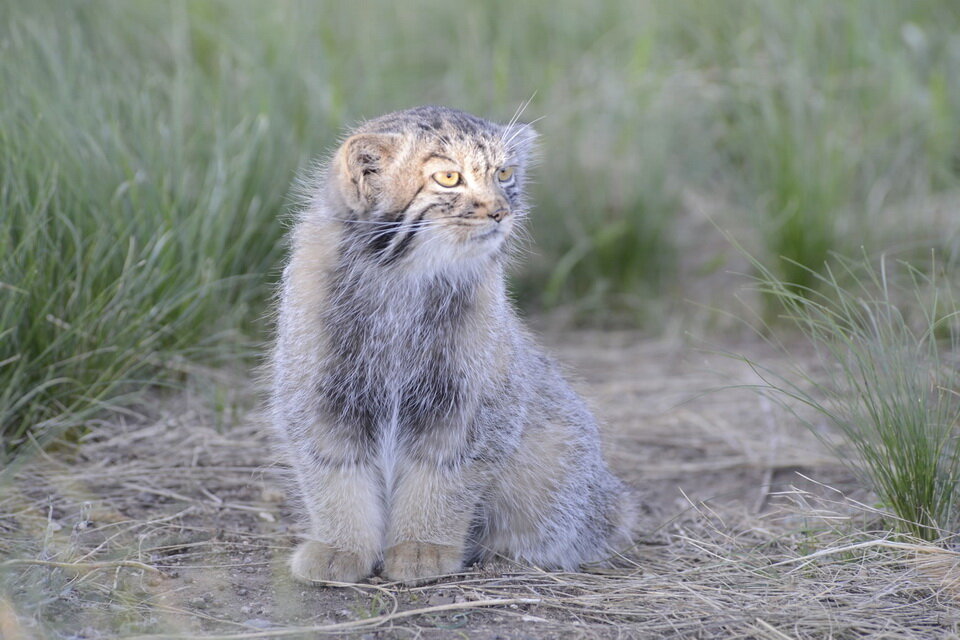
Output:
[{"xmin": 2, "ymin": 331, "xmax": 959, "ymax": 639}]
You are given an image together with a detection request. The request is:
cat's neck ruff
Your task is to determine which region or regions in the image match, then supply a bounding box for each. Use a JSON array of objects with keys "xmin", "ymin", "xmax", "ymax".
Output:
[{"xmin": 335, "ymin": 236, "xmax": 501, "ymax": 305}]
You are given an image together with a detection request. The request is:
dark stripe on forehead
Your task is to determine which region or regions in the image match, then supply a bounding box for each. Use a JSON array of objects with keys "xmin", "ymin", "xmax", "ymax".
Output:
[
  {"xmin": 415, "ymin": 112, "xmax": 445, "ymax": 131},
  {"xmin": 471, "ymin": 158, "xmax": 490, "ymax": 175},
  {"xmin": 426, "ymin": 153, "xmax": 457, "ymax": 165}
]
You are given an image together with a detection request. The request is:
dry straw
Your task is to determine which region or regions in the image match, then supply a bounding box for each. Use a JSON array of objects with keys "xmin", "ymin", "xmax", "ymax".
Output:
[{"xmin": 3, "ymin": 370, "xmax": 958, "ymax": 638}]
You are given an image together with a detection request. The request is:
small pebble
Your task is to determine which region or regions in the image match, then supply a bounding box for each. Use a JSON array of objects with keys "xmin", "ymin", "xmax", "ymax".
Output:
[{"xmin": 240, "ymin": 605, "xmax": 252, "ymax": 615}]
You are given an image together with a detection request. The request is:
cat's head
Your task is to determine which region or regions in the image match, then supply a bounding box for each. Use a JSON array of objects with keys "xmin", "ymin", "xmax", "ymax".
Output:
[{"xmin": 327, "ymin": 106, "xmax": 537, "ymax": 271}]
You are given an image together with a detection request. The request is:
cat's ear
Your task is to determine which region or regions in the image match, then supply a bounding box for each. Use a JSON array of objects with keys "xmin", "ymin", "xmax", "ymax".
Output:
[{"xmin": 334, "ymin": 133, "xmax": 402, "ymax": 212}]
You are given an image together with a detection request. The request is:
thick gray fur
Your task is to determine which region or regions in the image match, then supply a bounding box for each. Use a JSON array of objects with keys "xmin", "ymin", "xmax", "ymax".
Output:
[{"xmin": 269, "ymin": 105, "xmax": 634, "ymax": 586}]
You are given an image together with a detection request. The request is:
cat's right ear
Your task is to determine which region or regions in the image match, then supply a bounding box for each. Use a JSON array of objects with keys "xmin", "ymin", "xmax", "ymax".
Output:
[{"xmin": 334, "ymin": 133, "xmax": 402, "ymax": 213}]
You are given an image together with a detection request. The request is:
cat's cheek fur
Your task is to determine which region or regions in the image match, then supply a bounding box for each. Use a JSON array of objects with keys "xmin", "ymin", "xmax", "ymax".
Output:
[{"xmin": 270, "ymin": 106, "xmax": 634, "ymax": 586}]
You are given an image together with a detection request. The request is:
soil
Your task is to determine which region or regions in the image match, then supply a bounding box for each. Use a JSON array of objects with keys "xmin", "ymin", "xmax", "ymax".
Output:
[{"xmin": 1, "ymin": 331, "xmax": 953, "ymax": 639}]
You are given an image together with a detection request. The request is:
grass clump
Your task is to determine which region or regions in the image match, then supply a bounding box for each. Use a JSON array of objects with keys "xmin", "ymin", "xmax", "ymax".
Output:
[
  {"xmin": 695, "ymin": 1, "xmax": 960, "ymax": 299},
  {"xmin": 742, "ymin": 252, "xmax": 960, "ymax": 541},
  {"xmin": 0, "ymin": 2, "xmax": 299, "ymax": 452}
]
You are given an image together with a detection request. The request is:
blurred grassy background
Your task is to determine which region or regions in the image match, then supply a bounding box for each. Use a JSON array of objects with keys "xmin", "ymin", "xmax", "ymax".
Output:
[{"xmin": 2, "ymin": 0, "xmax": 959, "ymax": 451}]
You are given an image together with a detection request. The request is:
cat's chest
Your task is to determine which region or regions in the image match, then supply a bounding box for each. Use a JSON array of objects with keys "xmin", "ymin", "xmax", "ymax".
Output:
[
  {"xmin": 318, "ymin": 298, "xmax": 472, "ymax": 434},
  {"xmin": 315, "ymin": 272, "xmax": 495, "ymax": 434},
  {"xmin": 356, "ymin": 313, "xmax": 449, "ymax": 375},
  {"xmin": 323, "ymin": 285, "xmax": 467, "ymax": 382}
]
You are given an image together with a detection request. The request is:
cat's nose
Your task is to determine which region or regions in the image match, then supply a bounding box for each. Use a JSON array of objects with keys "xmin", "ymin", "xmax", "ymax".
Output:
[{"xmin": 488, "ymin": 208, "xmax": 508, "ymax": 223}]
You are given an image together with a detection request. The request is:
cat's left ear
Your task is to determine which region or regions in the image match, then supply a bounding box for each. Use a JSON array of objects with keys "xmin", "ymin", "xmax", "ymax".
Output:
[{"xmin": 334, "ymin": 133, "xmax": 402, "ymax": 213}]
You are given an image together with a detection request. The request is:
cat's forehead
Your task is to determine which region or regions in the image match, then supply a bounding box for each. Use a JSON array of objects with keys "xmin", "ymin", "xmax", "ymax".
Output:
[
  {"xmin": 367, "ymin": 105, "xmax": 498, "ymax": 135},
  {"xmin": 359, "ymin": 106, "xmax": 511, "ymax": 160},
  {"xmin": 420, "ymin": 129, "xmax": 505, "ymax": 163}
]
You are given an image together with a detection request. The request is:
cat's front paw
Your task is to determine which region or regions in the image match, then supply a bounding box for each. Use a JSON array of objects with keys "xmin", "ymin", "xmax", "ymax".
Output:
[
  {"xmin": 383, "ymin": 541, "xmax": 463, "ymax": 586},
  {"xmin": 290, "ymin": 540, "xmax": 374, "ymax": 584}
]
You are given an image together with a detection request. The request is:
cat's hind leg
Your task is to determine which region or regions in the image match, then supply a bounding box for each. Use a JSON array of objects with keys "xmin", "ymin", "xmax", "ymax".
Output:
[{"xmin": 480, "ymin": 421, "xmax": 634, "ymax": 571}]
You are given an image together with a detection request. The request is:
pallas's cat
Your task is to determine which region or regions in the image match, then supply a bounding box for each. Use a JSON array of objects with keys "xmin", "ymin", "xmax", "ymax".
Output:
[{"xmin": 270, "ymin": 106, "xmax": 633, "ymax": 585}]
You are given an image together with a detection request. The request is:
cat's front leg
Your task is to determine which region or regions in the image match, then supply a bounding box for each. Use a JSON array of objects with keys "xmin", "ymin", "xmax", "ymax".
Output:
[
  {"xmin": 382, "ymin": 458, "xmax": 478, "ymax": 585},
  {"xmin": 287, "ymin": 440, "xmax": 384, "ymax": 584}
]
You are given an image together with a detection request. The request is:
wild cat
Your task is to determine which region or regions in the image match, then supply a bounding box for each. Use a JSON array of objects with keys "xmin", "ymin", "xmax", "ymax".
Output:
[{"xmin": 269, "ymin": 105, "xmax": 634, "ymax": 585}]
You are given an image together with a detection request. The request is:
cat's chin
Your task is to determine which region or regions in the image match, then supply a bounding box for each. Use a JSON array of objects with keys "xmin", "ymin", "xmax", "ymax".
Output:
[
  {"xmin": 471, "ymin": 228, "xmax": 502, "ymax": 243},
  {"xmin": 406, "ymin": 236, "xmax": 506, "ymax": 276},
  {"xmin": 465, "ymin": 229, "xmax": 508, "ymax": 256}
]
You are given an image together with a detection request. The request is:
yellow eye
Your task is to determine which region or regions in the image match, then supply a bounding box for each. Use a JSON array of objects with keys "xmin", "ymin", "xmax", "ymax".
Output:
[
  {"xmin": 497, "ymin": 167, "xmax": 515, "ymax": 182},
  {"xmin": 433, "ymin": 171, "xmax": 461, "ymax": 187}
]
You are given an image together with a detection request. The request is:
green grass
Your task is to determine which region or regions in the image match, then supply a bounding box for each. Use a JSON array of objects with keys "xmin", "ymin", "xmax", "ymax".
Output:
[
  {"xmin": 740, "ymin": 253, "xmax": 960, "ymax": 541},
  {"xmin": 699, "ymin": 2, "xmax": 960, "ymax": 293},
  {"xmin": 2, "ymin": 0, "xmax": 959, "ymax": 450},
  {"xmin": 1, "ymin": 2, "xmax": 300, "ymax": 451}
]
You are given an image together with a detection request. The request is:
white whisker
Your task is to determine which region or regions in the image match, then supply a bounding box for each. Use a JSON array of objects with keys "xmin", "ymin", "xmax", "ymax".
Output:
[
  {"xmin": 504, "ymin": 115, "xmax": 546, "ymax": 153},
  {"xmin": 499, "ymin": 91, "xmax": 538, "ymax": 147},
  {"xmin": 344, "ymin": 222, "xmax": 445, "ymax": 244}
]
